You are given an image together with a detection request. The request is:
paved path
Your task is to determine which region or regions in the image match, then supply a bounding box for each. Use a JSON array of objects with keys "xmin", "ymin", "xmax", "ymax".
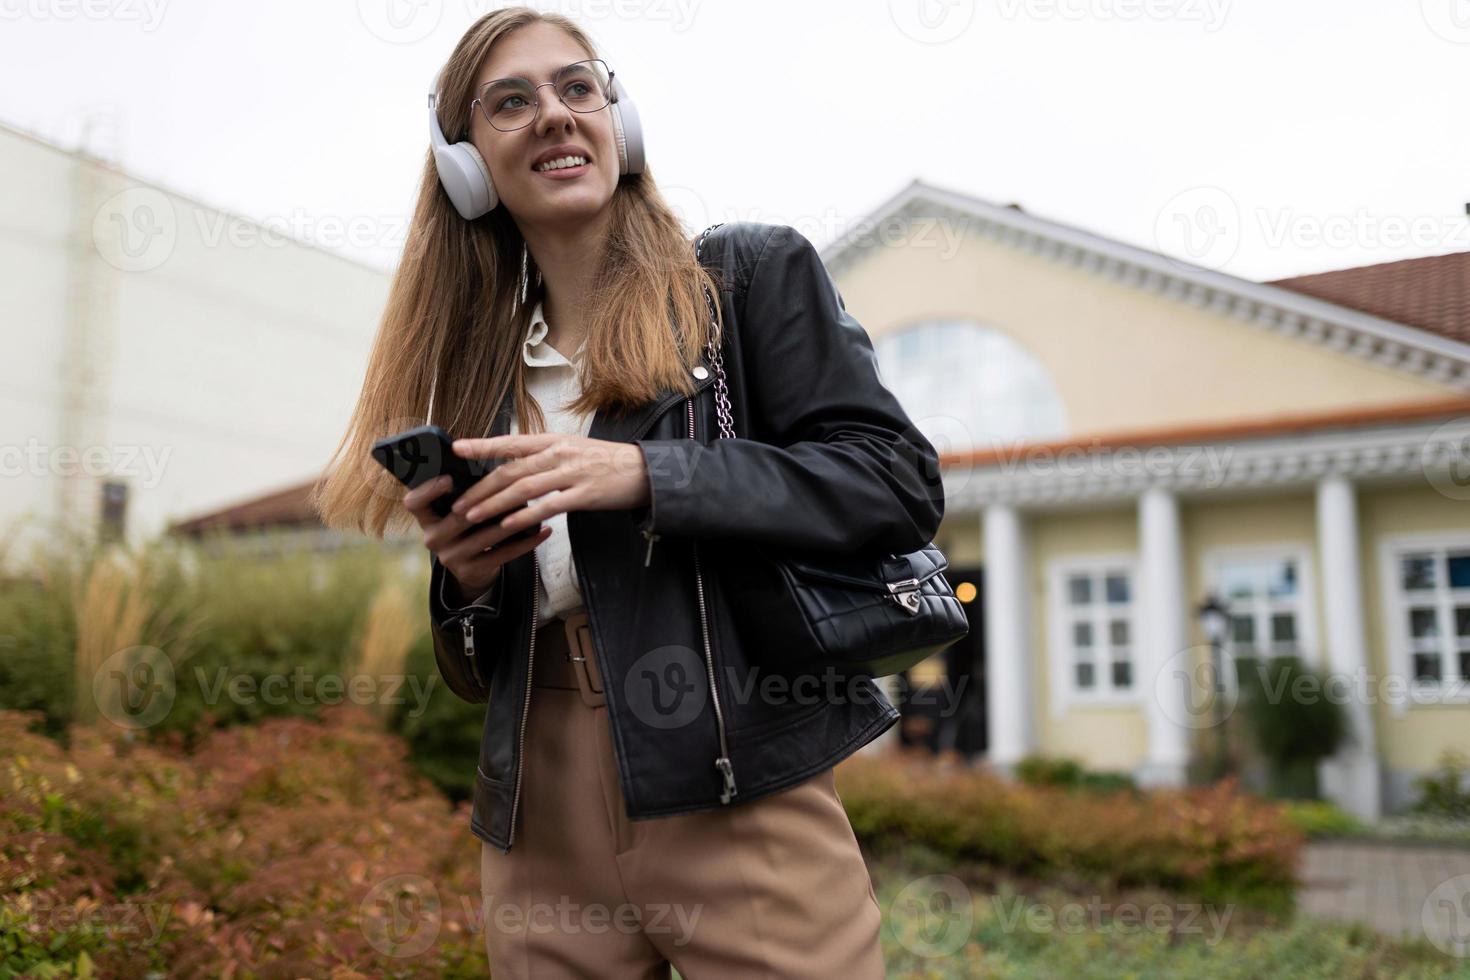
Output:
[{"xmin": 1298, "ymin": 840, "xmax": 1470, "ymax": 956}]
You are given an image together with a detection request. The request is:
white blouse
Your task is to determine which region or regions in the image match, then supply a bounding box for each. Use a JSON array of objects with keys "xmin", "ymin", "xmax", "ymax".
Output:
[{"xmin": 513, "ymin": 299, "xmax": 592, "ymax": 627}]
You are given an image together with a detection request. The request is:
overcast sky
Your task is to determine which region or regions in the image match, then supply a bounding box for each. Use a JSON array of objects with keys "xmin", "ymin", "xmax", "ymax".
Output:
[{"xmin": 3, "ymin": 0, "xmax": 1466, "ymax": 281}]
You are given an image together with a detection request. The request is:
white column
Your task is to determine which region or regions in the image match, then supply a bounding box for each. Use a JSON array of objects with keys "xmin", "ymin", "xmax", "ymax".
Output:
[
  {"xmin": 1138, "ymin": 486, "xmax": 1190, "ymax": 786},
  {"xmin": 984, "ymin": 503, "xmax": 1034, "ymax": 771},
  {"xmin": 1315, "ymin": 474, "xmax": 1383, "ymax": 822}
]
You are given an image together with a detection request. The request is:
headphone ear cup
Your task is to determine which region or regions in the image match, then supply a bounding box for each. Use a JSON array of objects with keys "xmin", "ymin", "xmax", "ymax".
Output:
[
  {"xmin": 609, "ymin": 77, "xmax": 645, "ymax": 176},
  {"xmin": 429, "ymin": 96, "xmax": 498, "ymax": 219}
]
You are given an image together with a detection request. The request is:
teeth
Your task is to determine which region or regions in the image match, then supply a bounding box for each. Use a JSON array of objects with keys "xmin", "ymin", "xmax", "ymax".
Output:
[{"xmin": 535, "ymin": 156, "xmax": 588, "ymax": 172}]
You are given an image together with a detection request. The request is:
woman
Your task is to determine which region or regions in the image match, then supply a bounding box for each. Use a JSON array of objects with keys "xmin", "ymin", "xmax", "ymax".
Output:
[{"xmin": 313, "ymin": 8, "xmax": 943, "ymax": 977}]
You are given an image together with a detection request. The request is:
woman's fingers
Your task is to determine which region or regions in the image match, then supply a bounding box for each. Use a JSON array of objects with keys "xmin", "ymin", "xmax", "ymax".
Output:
[
  {"xmin": 438, "ymin": 512, "xmax": 546, "ymax": 567},
  {"xmin": 403, "ymin": 475, "xmax": 454, "ymax": 528}
]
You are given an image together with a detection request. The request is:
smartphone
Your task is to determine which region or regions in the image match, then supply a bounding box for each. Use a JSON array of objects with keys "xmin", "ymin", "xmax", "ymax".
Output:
[{"xmin": 371, "ymin": 424, "xmax": 542, "ymax": 544}]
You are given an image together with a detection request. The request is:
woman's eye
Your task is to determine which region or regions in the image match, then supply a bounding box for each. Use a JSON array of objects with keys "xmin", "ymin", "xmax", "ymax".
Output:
[{"xmin": 498, "ymin": 95, "xmax": 528, "ymax": 111}]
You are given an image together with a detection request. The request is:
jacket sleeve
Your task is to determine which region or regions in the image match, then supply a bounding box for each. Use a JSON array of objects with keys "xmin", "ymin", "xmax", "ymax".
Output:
[
  {"xmin": 426, "ymin": 554, "xmax": 513, "ymax": 704},
  {"xmin": 632, "ymin": 224, "xmax": 944, "ymax": 556}
]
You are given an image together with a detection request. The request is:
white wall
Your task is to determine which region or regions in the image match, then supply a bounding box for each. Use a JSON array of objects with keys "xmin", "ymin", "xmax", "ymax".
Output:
[{"xmin": 0, "ymin": 123, "xmax": 391, "ymax": 569}]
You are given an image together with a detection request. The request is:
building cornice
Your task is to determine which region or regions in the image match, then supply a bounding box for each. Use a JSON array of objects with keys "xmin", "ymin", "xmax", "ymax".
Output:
[{"xmin": 823, "ymin": 181, "xmax": 1470, "ymax": 391}]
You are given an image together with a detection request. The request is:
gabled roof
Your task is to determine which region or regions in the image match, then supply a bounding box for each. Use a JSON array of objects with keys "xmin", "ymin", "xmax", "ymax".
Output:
[
  {"xmin": 821, "ymin": 180, "xmax": 1470, "ymax": 392},
  {"xmin": 1270, "ymin": 251, "xmax": 1470, "ymax": 346}
]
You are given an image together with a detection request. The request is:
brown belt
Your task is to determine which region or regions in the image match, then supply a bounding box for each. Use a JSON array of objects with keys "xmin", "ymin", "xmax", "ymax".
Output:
[{"xmin": 531, "ymin": 609, "xmax": 605, "ymax": 708}]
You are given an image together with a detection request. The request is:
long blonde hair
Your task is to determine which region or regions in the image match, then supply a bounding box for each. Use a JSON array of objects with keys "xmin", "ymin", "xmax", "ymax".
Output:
[{"xmin": 311, "ymin": 6, "xmax": 727, "ymax": 538}]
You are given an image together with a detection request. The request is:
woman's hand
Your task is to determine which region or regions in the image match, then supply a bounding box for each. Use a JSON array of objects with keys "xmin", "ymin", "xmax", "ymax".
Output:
[
  {"xmin": 403, "ymin": 474, "xmax": 552, "ymax": 599},
  {"xmin": 446, "ymin": 433, "xmax": 652, "ymax": 534}
]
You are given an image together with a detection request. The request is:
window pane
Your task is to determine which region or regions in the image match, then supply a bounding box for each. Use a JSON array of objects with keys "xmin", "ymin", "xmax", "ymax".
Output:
[
  {"xmin": 1109, "ymin": 619, "xmax": 1129, "ymax": 646},
  {"xmin": 1457, "ymin": 606, "xmax": 1470, "ymax": 639},
  {"xmin": 1075, "ymin": 662, "xmax": 1095, "ymax": 689},
  {"xmin": 1073, "ymin": 621, "xmax": 1093, "ymax": 647},
  {"xmin": 1401, "ymin": 555, "xmax": 1436, "ymax": 591},
  {"xmin": 1266, "ymin": 560, "xmax": 1298, "ymax": 598},
  {"xmin": 1105, "ymin": 574, "xmax": 1130, "ymax": 604},
  {"xmin": 1460, "ymin": 650, "xmax": 1470, "ymax": 683},
  {"xmin": 1450, "ymin": 554, "xmax": 1470, "ymax": 589},
  {"xmin": 1068, "ymin": 575, "xmax": 1092, "ymax": 606},
  {"xmin": 1271, "ymin": 613, "xmax": 1297, "ymax": 644},
  {"xmin": 1413, "ymin": 652, "xmax": 1442, "ymax": 682},
  {"xmin": 1221, "ymin": 564, "xmax": 1257, "ymax": 601},
  {"xmin": 1409, "ymin": 608, "xmax": 1439, "ymax": 639},
  {"xmin": 1111, "ymin": 661, "xmax": 1132, "ymax": 688},
  {"xmin": 1229, "ymin": 615, "xmax": 1255, "ymax": 644}
]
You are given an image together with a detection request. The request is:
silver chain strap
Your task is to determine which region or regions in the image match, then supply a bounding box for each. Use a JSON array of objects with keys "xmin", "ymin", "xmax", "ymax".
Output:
[{"xmin": 695, "ymin": 223, "xmax": 736, "ymax": 441}]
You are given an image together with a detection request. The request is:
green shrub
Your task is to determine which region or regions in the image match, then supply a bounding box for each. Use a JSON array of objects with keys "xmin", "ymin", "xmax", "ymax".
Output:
[
  {"xmin": 1015, "ymin": 754, "xmax": 1137, "ymax": 795},
  {"xmin": 1413, "ymin": 748, "xmax": 1470, "ymax": 820},
  {"xmin": 838, "ymin": 752, "xmax": 1301, "ymax": 911},
  {"xmin": 1236, "ymin": 656, "xmax": 1348, "ymax": 799},
  {"xmin": 1279, "ymin": 799, "xmax": 1366, "ymax": 838}
]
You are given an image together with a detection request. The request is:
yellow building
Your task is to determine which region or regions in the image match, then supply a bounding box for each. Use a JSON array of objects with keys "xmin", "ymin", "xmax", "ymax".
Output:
[{"xmin": 835, "ymin": 180, "xmax": 1470, "ymax": 821}]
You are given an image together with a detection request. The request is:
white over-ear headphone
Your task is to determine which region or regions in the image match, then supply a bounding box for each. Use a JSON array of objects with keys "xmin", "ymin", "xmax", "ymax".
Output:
[{"xmin": 428, "ymin": 72, "xmax": 646, "ymax": 221}]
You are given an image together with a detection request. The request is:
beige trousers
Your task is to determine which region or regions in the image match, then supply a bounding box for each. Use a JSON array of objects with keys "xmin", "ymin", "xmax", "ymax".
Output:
[{"xmin": 478, "ymin": 610, "xmax": 887, "ymax": 979}]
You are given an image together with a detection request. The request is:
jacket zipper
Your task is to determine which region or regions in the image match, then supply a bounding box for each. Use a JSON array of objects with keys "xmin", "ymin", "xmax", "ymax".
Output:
[
  {"xmin": 686, "ymin": 397, "xmax": 737, "ymax": 804},
  {"xmin": 506, "ymin": 548, "xmax": 540, "ymax": 850},
  {"xmin": 460, "ymin": 617, "xmax": 484, "ymax": 689}
]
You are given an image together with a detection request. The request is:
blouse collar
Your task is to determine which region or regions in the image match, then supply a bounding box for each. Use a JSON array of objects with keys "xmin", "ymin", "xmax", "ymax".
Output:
[{"xmin": 523, "ymin": 300, "xmax": 586, "ymax": 368}]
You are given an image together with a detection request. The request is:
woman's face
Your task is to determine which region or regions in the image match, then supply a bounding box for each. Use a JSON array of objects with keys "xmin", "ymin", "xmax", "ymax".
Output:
[{"xmin": 469, "ymin": 23, "xmax": 621, "ymax": 229}]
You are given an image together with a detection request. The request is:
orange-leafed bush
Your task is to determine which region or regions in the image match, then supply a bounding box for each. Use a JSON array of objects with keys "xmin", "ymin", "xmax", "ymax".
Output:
[
  {"xmin": 0, "ymin": 707, "xmax": 489, "ymax": 979},
  {"xmin": 835, "ymin": 751, "xmax": 1301, "ymax": 906}
]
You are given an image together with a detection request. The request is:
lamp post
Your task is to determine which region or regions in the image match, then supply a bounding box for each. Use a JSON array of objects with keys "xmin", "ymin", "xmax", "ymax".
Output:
[{"xmin": 1196, "ymin": 593, "xmax": 1231, "ymax": 780}]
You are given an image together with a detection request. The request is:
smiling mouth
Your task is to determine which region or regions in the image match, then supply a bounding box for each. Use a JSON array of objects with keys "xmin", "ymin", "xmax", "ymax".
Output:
[{"xmin": 532, "ymin": 155, "xmax": 592, "ymax": 173}]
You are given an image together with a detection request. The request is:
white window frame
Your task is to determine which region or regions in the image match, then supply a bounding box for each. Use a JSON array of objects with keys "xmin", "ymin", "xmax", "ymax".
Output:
[
  {"xmin": 1047, "ymin": 553, "xmax": 1142, "ymax": 716},
  {"xmin": 1377, "ymin": 531, "xmax": 1470, "ymax": 714},
  {"xmin": 1198, "ymin": 543, "xmax": 1321, "ymax": 704}
]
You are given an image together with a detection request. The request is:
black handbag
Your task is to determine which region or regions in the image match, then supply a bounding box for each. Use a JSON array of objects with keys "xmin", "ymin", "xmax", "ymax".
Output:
[{"xmin": 684, "ymin": 223, "xmax": 970, "ymax": 680}]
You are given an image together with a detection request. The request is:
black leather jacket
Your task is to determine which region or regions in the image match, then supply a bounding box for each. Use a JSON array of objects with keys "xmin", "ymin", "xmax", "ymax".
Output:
[{"xmin": 427, "ymin": 221, "xmax": 945, "ymax": 853}]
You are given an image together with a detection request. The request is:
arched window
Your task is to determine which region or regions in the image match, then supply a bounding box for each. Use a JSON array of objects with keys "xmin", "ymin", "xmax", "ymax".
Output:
[{"xmin": 874, "ymin": 319, "xmax": 1067, "ymax": 453}]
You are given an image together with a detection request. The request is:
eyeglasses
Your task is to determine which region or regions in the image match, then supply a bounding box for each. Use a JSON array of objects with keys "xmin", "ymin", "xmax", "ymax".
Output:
[{"xmin": 472, "ymin": 59, "xmax": 615, "ymax": 132}]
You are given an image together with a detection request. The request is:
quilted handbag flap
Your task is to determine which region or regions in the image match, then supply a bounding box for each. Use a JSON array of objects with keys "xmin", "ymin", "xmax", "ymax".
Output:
[{"xmin": 778, "ymin": 543, "xmax": 950, "ymax": 592}]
